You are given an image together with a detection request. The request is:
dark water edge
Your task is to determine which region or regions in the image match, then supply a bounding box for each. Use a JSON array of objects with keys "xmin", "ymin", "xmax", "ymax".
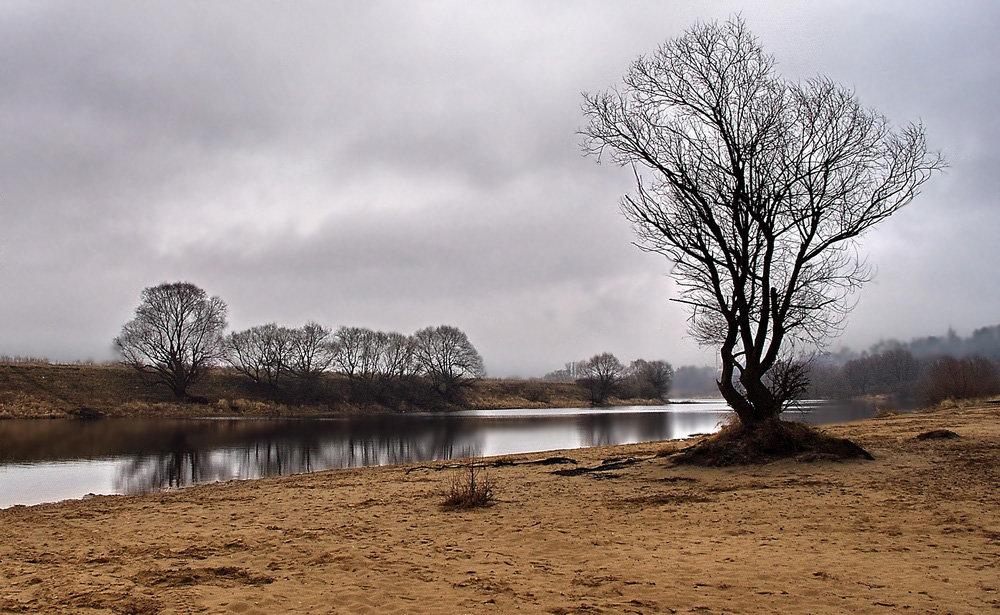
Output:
[{"xmin": 0, "ymin": 400, "xmax": 876, "ymax": 508}]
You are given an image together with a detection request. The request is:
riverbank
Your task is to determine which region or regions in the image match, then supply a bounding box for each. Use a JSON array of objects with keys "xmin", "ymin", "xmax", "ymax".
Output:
[
  {"xmin": 0, "ymin": 362, "xmax": 672, "ymax": 419},
  {"xmin": 2, "ymin": 400, "xmax": 997, "ymax": 614}
]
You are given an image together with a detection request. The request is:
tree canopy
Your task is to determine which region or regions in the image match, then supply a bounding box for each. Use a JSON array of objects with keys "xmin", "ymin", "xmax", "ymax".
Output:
[
  {"xmin": 582, "ymin": 17, "xmax": 944, "ymax": 425},
  {"xmin": 412, "ymin": 325, "xmax": 485, "ymax": 399},
  {"xmin": 115, "ymin": 282, "xmax": 228, "ymax": 399}
]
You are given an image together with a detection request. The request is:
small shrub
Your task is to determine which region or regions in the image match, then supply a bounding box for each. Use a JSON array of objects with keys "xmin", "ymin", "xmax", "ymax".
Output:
[{"xmin": 443, "ymin": 464, "xmax": 496, "ymax": 509}]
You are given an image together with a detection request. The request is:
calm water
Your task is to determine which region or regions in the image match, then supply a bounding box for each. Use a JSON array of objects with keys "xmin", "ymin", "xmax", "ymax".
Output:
[{"xmin": 0, "ymin": 400, "xmax": 873, "ymax": 508}]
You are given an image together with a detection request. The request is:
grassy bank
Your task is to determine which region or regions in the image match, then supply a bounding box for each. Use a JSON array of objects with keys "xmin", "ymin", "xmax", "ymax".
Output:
[{"xmin": 0, "ymin": 362, "xmax": 664, "ymax": 419}]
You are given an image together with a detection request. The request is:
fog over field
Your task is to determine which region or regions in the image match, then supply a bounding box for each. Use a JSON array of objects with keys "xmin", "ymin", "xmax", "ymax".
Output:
[{"xmin": 1, "ymin": 1, "xmax": 997, "ymax": 377}]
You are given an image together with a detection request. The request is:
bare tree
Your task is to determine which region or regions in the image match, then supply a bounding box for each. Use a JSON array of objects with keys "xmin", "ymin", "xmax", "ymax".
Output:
[
  {"xmin": 375, "ymin": 331, "xmax": 416, "ymax": 379},
  {"xmin": 877, "ymin": 348, "xmax": 921, "ymax": 387},
  {"xmin": 841, "ymin": 355, "xmax": 877, "ymax": 396},
  {"xmin": 923, "ymin": 355, "xmax": 1000, "ymax": 405},
  {"xmin": 115, "ymin": 282, "xmax": 228, "ymax": 399},
  {"xmin": 629, "ymin": 359, "xmax": 674, "ymax": 400},
  {"xmin": 334, "ymin": 326, "xmax": 375, "ymax": 380},
  {"xmin": 356, "ymin": 329, "xmax": 386, "ymax": 380},
  {"xmin": 287, "ymin": 322, "xmax": 336, "ymax": 381},
  {"xmin": 577, "ymin": 352, "xmax": 626, "ymax": 405},
  {"xmin": 582, "ymin": 17, "xmax": 944, "ymax": 427},
  {"xmin": 541, "ymin": 361, "xmax": 587, "ymax": 383},
  {"xmin": 224, "ymin": 323, "xmax": 294, "ymax": 387},
  {"xmin": 411, "ymin": 325, "xmax": 485, "ymax": 399}
]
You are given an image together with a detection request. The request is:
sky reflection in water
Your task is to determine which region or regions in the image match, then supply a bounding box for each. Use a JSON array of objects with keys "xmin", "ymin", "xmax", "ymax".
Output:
[{"xmin": 0, "ymin": 401, "xmax": 873, "ymax": 508}]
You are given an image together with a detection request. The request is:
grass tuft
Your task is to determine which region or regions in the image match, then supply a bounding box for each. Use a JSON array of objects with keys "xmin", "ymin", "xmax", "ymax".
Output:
[{"xmin": 442, "ymin": 464, "xmax": 496, "ymax": 509}]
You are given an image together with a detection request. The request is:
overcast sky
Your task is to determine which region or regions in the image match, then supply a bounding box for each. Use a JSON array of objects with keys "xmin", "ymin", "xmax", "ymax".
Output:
[{"xmin": 1, "ymin": 1, "xmax": 997, "ymax": 377}]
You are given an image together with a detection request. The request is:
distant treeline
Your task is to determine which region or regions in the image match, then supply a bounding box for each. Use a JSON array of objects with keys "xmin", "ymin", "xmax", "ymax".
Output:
[
  {"xmin": 808, "ymin": 351, "xmax": 1000, "ymax": 406},
  {"xmin": 823, "ymin": 324, "xmax": 1000, "ymax": 364},
  {"xmin": 540, "ymin": 354, "xmax": 722, "ymax": 402},
  {"xmin": 538, "ymin": 324, "xmax": 1000, "ymax": 407},
  {"xmin": 805, "ymin": 324, "xmax": 1000, "ymax": 405},
  {"xmin": 540, "ymin": 354, "xmax": 674, "ymax": 405}
]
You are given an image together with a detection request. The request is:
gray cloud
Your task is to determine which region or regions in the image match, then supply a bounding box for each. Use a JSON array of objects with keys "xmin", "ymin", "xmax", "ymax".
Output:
[{"xmin": 1, "ymin": 1, "xmax": 997, "ymax": 375}]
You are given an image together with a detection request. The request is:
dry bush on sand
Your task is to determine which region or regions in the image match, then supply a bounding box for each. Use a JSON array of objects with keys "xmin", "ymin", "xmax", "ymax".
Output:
[{"xmin": 443, "ymin": 464, "xmax": 496, "ymax": 509}]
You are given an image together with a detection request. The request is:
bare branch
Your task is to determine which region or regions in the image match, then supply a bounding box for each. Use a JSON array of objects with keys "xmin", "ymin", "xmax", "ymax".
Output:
[
  {"xmin": 582, "ymin": 16, "xmax": 944, "ymax": 424},
  {"xmin": 114, "ymin": 282, "xmax": 228, "ymax": 399}
]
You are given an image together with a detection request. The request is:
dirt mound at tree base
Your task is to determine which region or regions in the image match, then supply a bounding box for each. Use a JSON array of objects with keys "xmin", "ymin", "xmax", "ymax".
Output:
[{"xmin": 672, "ymin": 419, "xmax": 874, "ymax": 466}]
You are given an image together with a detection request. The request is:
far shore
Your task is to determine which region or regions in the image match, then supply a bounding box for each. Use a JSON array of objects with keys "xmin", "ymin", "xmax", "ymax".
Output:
[
  {"xmin": 0, "ymin": 391, "xmax": 682, "ymax": 420},
  {"xmin": 1, "ymin": 399, "xmax": 997, "ymax": 613},
  {"xmin": 0, "ymin": 361, "xmax": 716, "ymax": 420}
]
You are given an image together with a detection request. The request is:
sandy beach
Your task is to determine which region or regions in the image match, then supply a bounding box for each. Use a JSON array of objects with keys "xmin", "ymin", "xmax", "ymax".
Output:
[{"xmin": 2, "ymin": 402, "xmax": 998, "ymax": 614}]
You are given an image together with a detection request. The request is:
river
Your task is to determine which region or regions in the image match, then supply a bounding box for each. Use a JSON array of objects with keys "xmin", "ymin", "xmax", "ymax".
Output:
[{"xmin": 0, "ymin": 400, "xmax": 875, "ymax": 508}]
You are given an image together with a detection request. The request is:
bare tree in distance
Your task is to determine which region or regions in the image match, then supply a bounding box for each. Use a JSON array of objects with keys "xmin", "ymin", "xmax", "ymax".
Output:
[
  {"xmin": 582, "ymin": 17, "xmax": 944, "ymax": 427},
  {"xmin": 224, "ymin": 323, "xmax": 294, "ymax": 388},
  {"xmin": 334, "ymin": 326, "xmax": 375, "ymax": 380},
  {"xmin": 923, "ymin": 355, "xmax": 1000, "ymax": 405},
  {"xmin": 842, "ymin": 356, "xmax": 875, "ymax": 395},
  {"xmin": 541, "ymin": 361, "xmax": 586, "ymax": 383},
  {"xmin": 877, "ymin": 348, "xmax": 921, "ymax": 387},
  {"xmin": 578, "ymin": 352, "xmax": 626, "ymax": 405},
  {"xmin": 357, "ymin": 329, "xmax": 387, "ymax": 380},
  {"xmin": 629, "ymin": 359, "xmax": 674, "ymax": 401},
  {"xmin": 115, "ymin": 282, "xmax": 228, "ymax": 399},
  {"xmin": 376, "ymin": 331, "xmax": 416, "ymax": 379},
  {"xmin": 411, "ymin": 325, "xmax": 485, "ymax": 399},
  {"xmin": 287, "ymin": 322, "xmax": 336, "ymax": 381}
]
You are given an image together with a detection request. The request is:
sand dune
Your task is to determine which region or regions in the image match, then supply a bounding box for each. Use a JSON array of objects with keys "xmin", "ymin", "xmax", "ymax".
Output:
[{"xmin": 2, "ymin": 402, "xmax": 998, "ymax": 614}]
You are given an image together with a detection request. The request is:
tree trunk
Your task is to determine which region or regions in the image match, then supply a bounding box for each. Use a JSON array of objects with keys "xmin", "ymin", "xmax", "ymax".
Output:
[
  {"xmin": 740, "ymin": 369, "xmax": 781, "ymax": 424},
  {"xmin": 717, "ymin": 358, "xmax": 781, "ymax": 428}
]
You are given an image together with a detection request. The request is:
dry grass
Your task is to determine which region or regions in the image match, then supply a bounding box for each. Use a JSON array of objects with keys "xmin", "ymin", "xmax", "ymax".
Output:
[
  {"xmin": 442, "ymin": 464, "xmax": 497, "ymax": 509},
  {"xmin": 213, "ymin": 398, "xmax": 294, "ymax": 415},
  {"xmin": 671, "ymin": 417, "xmax": 874, "ymax": 466},
  {"xmin": 0, "ymin": 391, "xmax": 65, "ymax": 419},
  {"xmin": 465, "ymin": 379, "xmax": 662, "ymax": 410}
]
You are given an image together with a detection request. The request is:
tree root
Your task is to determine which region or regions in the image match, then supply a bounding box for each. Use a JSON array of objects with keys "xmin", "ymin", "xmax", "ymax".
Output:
[
  {"xmin": 405, "ymin": 455, "xmax": 578, "ymax": 474},
  {"xmin": 550, "ymin": 456, "xmax": 654, "ymax": 476}
]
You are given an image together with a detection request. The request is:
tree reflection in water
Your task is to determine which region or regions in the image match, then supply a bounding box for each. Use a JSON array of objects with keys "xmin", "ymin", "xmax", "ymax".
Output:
[
  {"xmin": 4, "ymin": 401, "xmax": 873, "ymax": 504},
  {"xmin": 113, "ymin": 417, "xmax": 484, "ymax": 495},
  {"xmin": 113, "ymin": 412, "xmax": 736, "ymax": 494}
]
